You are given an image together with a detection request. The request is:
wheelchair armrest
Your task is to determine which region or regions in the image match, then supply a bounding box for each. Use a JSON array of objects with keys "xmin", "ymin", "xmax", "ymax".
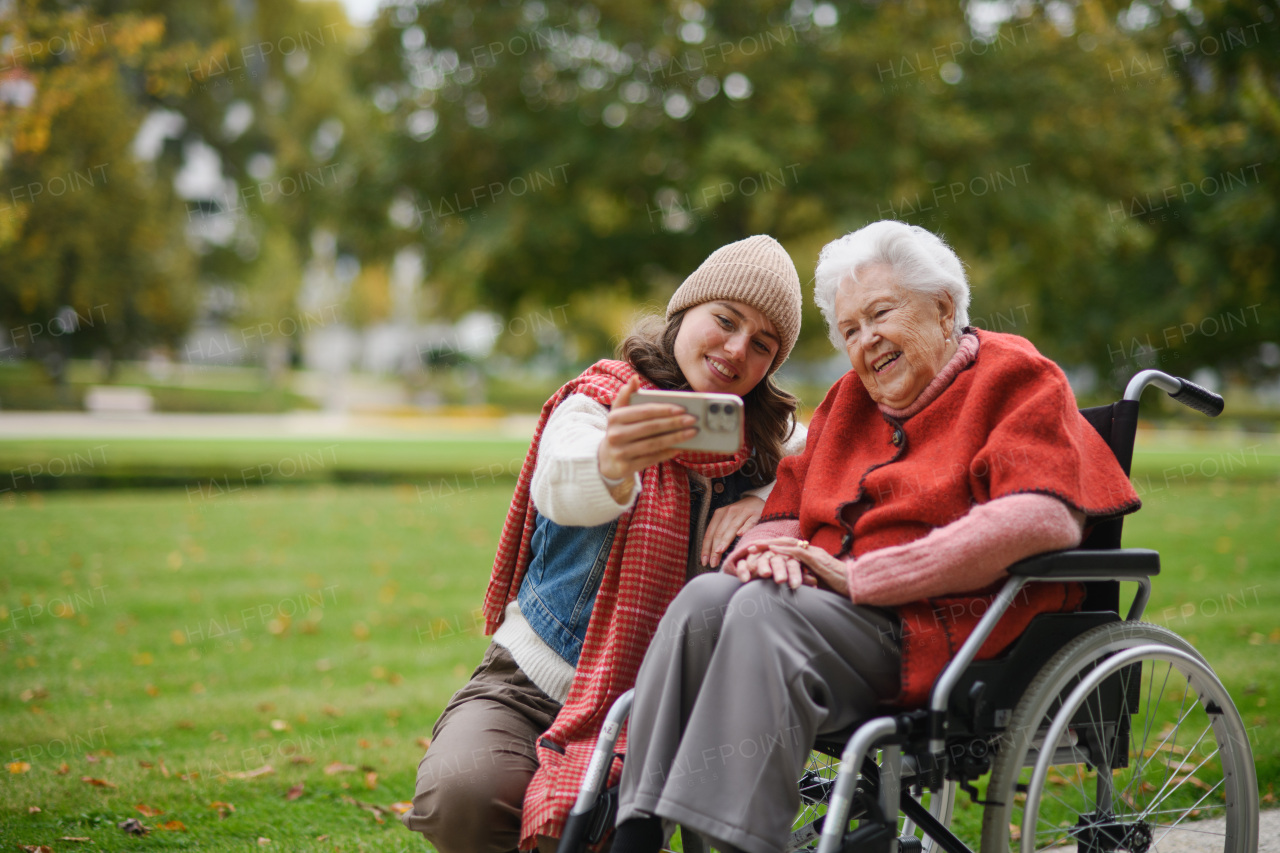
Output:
[{"xmin": 1005, "ymin": 548, "xmax": 1159, "ymax": 579}]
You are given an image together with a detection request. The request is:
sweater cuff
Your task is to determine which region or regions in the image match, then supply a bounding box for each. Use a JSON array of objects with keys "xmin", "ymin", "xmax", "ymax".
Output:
[
  {"xmin": 535, "ymin": 453, "xmax": 640, "ymax": 525},
  {"xmin": 721, "ymin": 518, "xmax": 802, "ymax": 574},
  {"xmin": 491, "ymin": 601, "xmax": 575, "ymax": 704}
]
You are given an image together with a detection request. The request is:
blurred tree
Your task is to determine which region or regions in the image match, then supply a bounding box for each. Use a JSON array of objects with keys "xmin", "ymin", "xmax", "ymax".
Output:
[
  {"xmin": 0, "ymin": 4, "xmax": 197, "ymax": 371},
  {"xmin": 1, "ymin": 0, "xmax": 1275, "ymax": 389},
  {"xmin": 350, "ymin": 0, "xmax": 1276, "ymax": 385},
  {"xmin": 1087, "ymin": 0, "xmax": 1280, "ymax": 388}
]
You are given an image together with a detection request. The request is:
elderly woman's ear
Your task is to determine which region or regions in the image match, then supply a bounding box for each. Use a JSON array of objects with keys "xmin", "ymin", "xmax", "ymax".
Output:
[{"xmin": 936, "ymin": 291, "xmax": 957, "ymax": 339}]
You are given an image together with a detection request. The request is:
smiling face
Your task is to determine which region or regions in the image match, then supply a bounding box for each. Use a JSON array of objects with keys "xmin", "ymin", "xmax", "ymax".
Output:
[
  {"xmin": 833, "ymin": 264, "xmax": 957, "ymax": 409},
  {"xmin": 673, "ymin": 300, "xmax": 779, "ymax": 397}
]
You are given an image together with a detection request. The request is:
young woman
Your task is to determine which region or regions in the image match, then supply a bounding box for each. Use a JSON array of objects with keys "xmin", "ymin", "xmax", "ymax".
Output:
[{"xmin": 401, "ymin": 235, "xmax": 807, "ymax": 853}]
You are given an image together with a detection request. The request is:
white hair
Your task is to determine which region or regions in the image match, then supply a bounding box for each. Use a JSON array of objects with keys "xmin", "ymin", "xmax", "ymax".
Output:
[{"xmin": 813, "ymin": 221, "xmax": 970, "ymax": 349}]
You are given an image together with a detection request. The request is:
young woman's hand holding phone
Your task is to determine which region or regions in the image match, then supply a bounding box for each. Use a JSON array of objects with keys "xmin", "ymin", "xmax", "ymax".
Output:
[{"xmin": 597, "ymin": 377, "xmax": 699, "ymax": 501}]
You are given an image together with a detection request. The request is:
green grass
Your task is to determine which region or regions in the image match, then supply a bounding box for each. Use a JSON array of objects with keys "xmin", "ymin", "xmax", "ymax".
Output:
[
  {"xmin": 1, "ymin": 477, "xmax": 1276, "ymax": 850},
  {"xmin": 3, "ymin": 428, "xmax": 1278, "ymax": 491},
  {"xmin": 0, "ymin": 437, "xmax": 533, "ymax": 491}
]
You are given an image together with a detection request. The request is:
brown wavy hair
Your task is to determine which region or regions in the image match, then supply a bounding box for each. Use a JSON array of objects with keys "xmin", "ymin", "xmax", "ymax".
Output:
[{"xmin": 619, "ymin": 311, "xmax": 799, "ymax": 487}]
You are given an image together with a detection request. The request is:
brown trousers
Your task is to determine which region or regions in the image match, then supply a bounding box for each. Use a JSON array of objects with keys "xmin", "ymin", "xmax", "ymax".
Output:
[{"xmin": 402, "ymin": 643, "xmax": 563, "ymax": 853}]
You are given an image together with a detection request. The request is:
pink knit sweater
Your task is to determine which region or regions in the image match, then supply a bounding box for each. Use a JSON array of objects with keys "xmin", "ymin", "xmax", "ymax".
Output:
[{"xmin": 726, "ymin": 334, "xmax": 1085, "ymax": 606}]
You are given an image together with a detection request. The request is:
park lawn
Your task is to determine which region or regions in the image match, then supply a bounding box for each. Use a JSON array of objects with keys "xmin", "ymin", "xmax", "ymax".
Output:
[
  {"xmin": 0, "ymin": 436, "xmax": 533, "ymax": 491},
  {"xmin": 1, "ymin": 477, "xmax": 1278, "ymax": 850},
  {"xmin": 2, "ymin": 428, "xmax": 1278, "ymax": 490}
]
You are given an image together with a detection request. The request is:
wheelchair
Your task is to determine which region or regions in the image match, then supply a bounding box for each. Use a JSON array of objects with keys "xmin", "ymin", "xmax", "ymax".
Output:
[{"xmin": 560, "ymin": 368, "xmax": 1260, "ymax": 853}]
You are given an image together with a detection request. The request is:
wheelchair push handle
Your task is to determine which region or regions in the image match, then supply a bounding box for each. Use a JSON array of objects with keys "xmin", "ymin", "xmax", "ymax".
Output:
[{"xmin": 1123, "ymin": 369, "xmax": 1224, "ymax": 417}]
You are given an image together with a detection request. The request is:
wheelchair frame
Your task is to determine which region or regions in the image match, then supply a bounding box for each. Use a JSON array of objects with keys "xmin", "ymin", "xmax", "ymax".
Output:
[{"xmin": 561, "ymin": 369, "xmax": 1258, "ymax": 853}]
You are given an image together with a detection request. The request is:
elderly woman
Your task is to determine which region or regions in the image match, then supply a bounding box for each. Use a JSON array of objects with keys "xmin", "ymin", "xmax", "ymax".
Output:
[{"xmin": 609, "ymin": 221, "xmax": 1141, "ymax": 853}]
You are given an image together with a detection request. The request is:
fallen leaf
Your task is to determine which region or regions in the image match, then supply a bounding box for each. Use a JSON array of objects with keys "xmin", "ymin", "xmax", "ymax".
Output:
[
  {"xmin": 322, "ymin": 704, "xmax": 343, "ymax": 717},
  {"xmin": 1009, "ymin": 823, "xmax": 1021, "ymax": 841},
  {"xmin": 285, "ymin": 783, "xmax": 305, "ymax": 801},
  {"xmin": 270, "ymin": 719, "xmax": 290, "ymax": 732},
  {"xmin": 358, "ymin": 738, "xmax": 372, "ymax": 748},
  {"xmin": 1171, "ymin": 774, "xmax": 1213, "ymax": 791},
  {"xmin": 7, "ymin": 761, "xmax": 31, "ymax": 774},
  {"xmin": 135, "ymin": 803, "xmax": 165, "ymax": 817},
  {"xmin": 20, "ymin": 846, "xmax": 51, "ymax": 852},
  {"xmin": 139, "ymin": 760, "xmax": 154, "ymax": 768},
  {"xmin": 117, "ymin": 818, "xmax": 150, "ymax": 836},
  {"xmin": 257, "ymin": 837, "xmax": 271, "ymax": 845},
  {"xmin": 341, "ymin": 794, "xmax": 389, "ymax": 824},
  {"xmin": 391, "ymin": 801, "xmax": 413, "ymax": 815},
  {"xmin": 84, "ymin": 754, "xmax": 99, "ymax": 763},
  {"xmin": 81, "ymin": 776, "xmax": 117, "ymax": 788},
  {"xmin": 55, "ymin": 763, "xmax": 69, "ymax": 775},
  {"xmin": 324, "ymin": 761, "xmax": 358, "ymax": 775},
  {"xmin": 416, "ymin": 737, "xmax": 431, "ymax": 750},
  {"xmin": 156, "ymin": 820, "xmax": 187, "ymax": 831},
  {"xmin": 57, "ymin": 838, "xmax": 90, "ymax": 843},
  {"xmin": 27, "ymin": 806, "xmax": 41, "ymax": 813},
  {"xmin": 290, "ymin": 755, "xmax": 315, "ymax": 765},
  {"xmin": 209, "ymin": 800, "xmax": 235, "ymax": 818},
  {"xmin": 316, "ymin": 835, "xmax": 329, "ymax": 842},
  {"xmin": 224, "ymin": 764, "xmax": 275, "ymax": 780},
  {"xmin": 365, "ymin": 771, "xmax": 378, "ymax": 790},
  {"xmin": 159, "ymin": 757, "xmax": 170, "ymax": 778}
]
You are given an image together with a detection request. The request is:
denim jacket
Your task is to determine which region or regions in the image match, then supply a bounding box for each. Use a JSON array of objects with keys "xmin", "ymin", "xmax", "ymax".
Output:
[{"xmin": 516, "ymin": 468, "xmax": 757, "ymax": 666}]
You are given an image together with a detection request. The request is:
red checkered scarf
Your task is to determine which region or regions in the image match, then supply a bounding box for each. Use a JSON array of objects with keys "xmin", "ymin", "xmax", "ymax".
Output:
[{"xmin": 481, "ymin": 358, "xmax": 751, "ymax": 848}]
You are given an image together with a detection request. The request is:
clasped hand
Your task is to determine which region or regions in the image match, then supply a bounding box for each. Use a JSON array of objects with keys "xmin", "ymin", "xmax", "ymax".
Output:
[{"xmin": 725, "ymin": 537, "xmax": 849, "ymax": 594}]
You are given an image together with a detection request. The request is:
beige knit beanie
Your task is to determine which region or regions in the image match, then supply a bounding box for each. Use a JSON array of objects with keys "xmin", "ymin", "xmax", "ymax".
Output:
[{"xmin": 666, "ymin": 235, "xmax": 803, "ymax": 370}]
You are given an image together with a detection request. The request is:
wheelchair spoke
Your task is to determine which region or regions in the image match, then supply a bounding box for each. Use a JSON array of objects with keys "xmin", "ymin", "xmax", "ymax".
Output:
[
  {"xmin": 1137, "ymin": 723, "xmax": 1217, "ymax": 819},
  {"xmin": 1141, "ymin": 744, "xmax": 1222, "ymax": 819},
  {"xmin": 1121, "ymin": 663, "xmax": 1190, "ymax": 812},
  {"xmin": 1134, "ymin": 665, "xmax": 1195, "ymax": 813},
  {"xmin": 1147, "ymin": 774, "xmax": 1227, "ymax": 848}
]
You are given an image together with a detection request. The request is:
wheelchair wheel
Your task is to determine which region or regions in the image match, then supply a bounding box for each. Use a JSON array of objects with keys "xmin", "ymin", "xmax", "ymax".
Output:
[
  {"xmin": 981, "ymin": 621, "xmax": 1258, "ymax": 852},
  {"xmin": 786, "ymin": 749, "xmax": 957, "ymax": 852}
]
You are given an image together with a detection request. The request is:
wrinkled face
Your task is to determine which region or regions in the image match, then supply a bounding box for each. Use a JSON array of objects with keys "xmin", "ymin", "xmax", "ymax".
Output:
[
  {"xmin": 674, "ymin": 300, "xmax": 779, "ymax": 396},
  {"xmin": 833, "ymin": 264, "xmax": 956, "ymax": 409}
]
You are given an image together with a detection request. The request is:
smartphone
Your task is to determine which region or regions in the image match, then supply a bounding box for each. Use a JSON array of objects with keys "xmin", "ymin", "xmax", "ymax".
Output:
[{"xmin": 627, "ymin": 390, "xmax": 744, "ymax": 454}]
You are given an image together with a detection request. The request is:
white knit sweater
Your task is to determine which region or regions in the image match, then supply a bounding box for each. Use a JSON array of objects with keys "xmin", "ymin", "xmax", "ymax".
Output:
[{"xmin": 493, "ymin": 392, "xmax": 807, "ymax": 702}]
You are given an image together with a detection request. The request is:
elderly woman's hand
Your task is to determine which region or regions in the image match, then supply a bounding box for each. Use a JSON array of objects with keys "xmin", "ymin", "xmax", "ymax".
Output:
[
  {"xmin": 725, "ymin": 536, "xmax": 846, "ymax": 592},
  {"xmin": 701, "ymin": 496, "xmax": 765, "ymax": 567},
  {"xmin": 765, "ymin": 540, "xmax": 849, "ymax": 595}
]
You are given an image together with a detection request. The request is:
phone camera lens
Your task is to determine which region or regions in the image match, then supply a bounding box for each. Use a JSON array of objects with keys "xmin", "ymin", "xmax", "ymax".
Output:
[{"xmin": 709, "ymin": 404, "xmax": 720, "ymax": 414}]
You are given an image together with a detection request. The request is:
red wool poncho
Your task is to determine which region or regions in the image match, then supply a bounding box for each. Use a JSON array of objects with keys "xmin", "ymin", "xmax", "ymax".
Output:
[
  {"xmin": 760, "ymin": 330, "xmax": 1142, "ymax": 705},
  {"xmin": 481, "ymin": 359, "xmax": 752, "ymax": 849}
]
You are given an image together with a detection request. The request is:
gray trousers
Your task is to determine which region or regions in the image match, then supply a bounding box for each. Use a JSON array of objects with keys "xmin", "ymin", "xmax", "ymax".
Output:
[{"xmin": 617, "ymin": 574, "xmax": 901, "ymax": 853}]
